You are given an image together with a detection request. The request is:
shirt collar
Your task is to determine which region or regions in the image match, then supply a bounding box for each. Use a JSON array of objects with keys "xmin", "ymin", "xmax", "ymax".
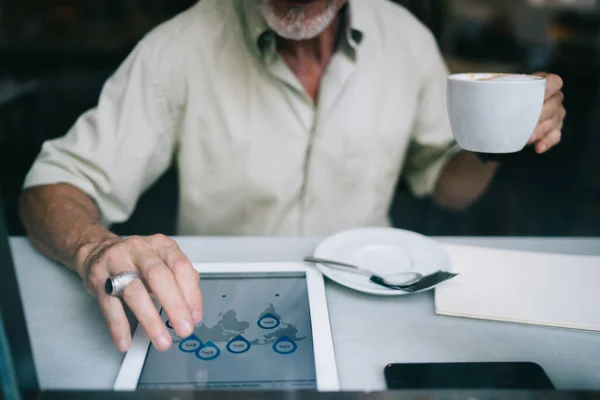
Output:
[{"xmin": 241, "ymin": 0, "xmax": 365, "ymax": 56}]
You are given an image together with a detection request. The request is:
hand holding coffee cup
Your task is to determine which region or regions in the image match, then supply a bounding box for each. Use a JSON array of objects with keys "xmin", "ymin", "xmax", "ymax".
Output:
[
  {"xmin": 528, "ymin": 73, "xmax": 566, "ymax": 154},
  {"xmin": 447, "ymin": 72, "xmax": 565, "ymax": 155}
]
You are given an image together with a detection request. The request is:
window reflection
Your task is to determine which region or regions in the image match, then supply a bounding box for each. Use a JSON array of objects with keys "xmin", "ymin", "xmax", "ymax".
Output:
[{"xmin": 1, "ymin": 0, "xmax": 599, "ymax": 236}]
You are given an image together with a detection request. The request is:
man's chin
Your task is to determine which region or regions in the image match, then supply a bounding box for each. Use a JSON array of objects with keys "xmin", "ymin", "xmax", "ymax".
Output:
[
  {"xmin": 270, "ymin": 0, "xmax": 334, "ymax": 17},
  {"xmin": 260, "ymin": 0, "xmax": 343, "ymax": 41}
]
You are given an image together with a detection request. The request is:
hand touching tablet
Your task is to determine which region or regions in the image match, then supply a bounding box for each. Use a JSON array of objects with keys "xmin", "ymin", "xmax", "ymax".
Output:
[
  {"xmin": 19, "ymin": 184, "xmax": 204, "ymax": 354},
  {"xmin": 82, "ymin": 234, "xmax": 204, "ymax": 352}
]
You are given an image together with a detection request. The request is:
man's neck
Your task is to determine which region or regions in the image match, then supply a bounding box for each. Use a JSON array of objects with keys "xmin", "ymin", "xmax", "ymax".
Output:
[{"xmin": 276, "ymin": 14, "xmax": 343, "ymax": 103}]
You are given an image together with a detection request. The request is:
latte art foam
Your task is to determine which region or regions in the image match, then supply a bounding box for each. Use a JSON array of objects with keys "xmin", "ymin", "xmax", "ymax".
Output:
[{"xmin": 466, "ymin": 73, "xmax": 539, "ymax": 82}]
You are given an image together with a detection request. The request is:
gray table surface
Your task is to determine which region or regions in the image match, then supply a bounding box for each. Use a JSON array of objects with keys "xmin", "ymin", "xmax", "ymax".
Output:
[{"xmin": 9, "ymin": 236, "xmax": 600, "ymax": 391}]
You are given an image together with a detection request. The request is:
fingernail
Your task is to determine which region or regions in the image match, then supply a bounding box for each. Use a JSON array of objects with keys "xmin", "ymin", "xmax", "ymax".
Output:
[
  {"xmin": 180, "ymin": 319, "xmax": 194, "ymax": 335},
  {"xmin": 539, "ymin": 144, "xmax": 547, "ymax": 153},
  {"xmin": 118, "ymin": 337, "xmax": 130, "ymax": 352},
  {"xmin": 192, "ymin": 310, "xmax": 203, "ymax": 323},
  {"xmin": 530, "ymin": 133, "xmax": 537, "ymax": 143},
  {"xmin": 157, "ymin": 334, "xmax": 171, "ymax": 351}
]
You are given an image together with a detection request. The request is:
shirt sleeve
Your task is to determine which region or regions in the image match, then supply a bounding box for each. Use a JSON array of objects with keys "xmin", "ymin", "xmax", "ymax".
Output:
[
  {"xmin": 23, "ymin": 37, "xmax": 177, "ymax": 225},
  {"xmin": 403, "ymin": 31, "xmax": 461, "ymax": 198}
]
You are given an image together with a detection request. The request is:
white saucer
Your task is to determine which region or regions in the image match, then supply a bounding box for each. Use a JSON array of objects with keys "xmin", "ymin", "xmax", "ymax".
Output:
[{"xmin": 312, "ymin": 227, "xmax": 453, "ymax": 296}]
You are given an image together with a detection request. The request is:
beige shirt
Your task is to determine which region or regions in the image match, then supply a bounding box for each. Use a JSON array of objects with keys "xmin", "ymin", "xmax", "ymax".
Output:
[{"xmin": 23, "ymin": 0, "xmax": 459, "ymax": 236}]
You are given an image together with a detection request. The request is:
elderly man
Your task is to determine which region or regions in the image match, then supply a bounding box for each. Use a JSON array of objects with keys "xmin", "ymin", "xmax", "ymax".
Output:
[{"xmin": 19, "ymin": 0, "xmax": 565, "ymax": 353}]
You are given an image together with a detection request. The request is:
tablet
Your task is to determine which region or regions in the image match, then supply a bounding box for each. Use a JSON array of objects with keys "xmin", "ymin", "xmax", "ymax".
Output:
[{"xmin": 114, "ymin": 263, "xmax": 339, "ymax": 391}]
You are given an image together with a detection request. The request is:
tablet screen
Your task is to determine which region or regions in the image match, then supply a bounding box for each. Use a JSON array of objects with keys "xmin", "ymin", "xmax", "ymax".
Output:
[{"xmin": 137, "ymin": 272, "xmax": 317, "ymax": 390}]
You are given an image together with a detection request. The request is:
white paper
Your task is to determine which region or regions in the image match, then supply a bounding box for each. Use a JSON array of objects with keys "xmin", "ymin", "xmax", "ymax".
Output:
[{"xmin": 435, "ymin": 244, "xmax": 600, "ymax": 332}]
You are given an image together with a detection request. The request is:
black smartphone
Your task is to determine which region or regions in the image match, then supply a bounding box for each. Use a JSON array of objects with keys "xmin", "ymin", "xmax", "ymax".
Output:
[{"xmin": 384, "ymin": 362, "xmax": 554, "ymax": 390}]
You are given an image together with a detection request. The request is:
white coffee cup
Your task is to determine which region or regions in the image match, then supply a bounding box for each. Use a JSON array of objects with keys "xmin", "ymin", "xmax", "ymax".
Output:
[{"xmin": 447, "ymin": 73, "xmax": 547, "ymax": 153}]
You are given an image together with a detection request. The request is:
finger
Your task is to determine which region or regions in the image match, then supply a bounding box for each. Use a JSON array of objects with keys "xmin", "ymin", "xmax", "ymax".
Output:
[
  {"xmin": 538, "ymin": 92, "xmax": 564, "ymax": 123},
  {"xmin": 97, "ymin": 292, "xmax": 132, "ymax": 352},
  {"xmin": 544, "ymin": 74, "xmax": 564, "ymax": 100},
  {"xmin": 136, "ymin": 255, "xmax": 194, "ymax": 339},
  {"xmin": 88, "ymin": 258, "xmax": 132, "ymax": 352},
  {"xmin": 530, "ymin": 118, "xmax": 554, "ymax": 144},
  {"xmin": 151, "ymin": 236, "xmax": 204, "ymax": 324},
  {"xmin": 530, "ymin": 111, "xmax": 563, "ymax": 144},
  {"xmin": 536, "ymin": 129, "xmax": 562, "ymax": 154},
  {"xmin": 122, "ymin": 278, "xmax": 173, "ymax": 351}
]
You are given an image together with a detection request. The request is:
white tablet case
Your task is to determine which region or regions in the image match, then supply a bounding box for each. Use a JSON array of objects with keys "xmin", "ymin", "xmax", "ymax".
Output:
[{"xmin": 435, "ymin": 245, "xmax": 600, "ymax": 332}]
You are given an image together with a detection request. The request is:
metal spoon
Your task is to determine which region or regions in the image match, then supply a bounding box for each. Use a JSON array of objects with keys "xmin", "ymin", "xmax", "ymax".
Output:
[{"xmin": 304, "ymin": 256, "xmax": 423, "ymax": 287}]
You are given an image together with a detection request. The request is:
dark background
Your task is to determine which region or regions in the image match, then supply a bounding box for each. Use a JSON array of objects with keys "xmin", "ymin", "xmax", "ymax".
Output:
[{"xmin": 0, "ymin": 0, "xmax": 599, "ymax": 237}]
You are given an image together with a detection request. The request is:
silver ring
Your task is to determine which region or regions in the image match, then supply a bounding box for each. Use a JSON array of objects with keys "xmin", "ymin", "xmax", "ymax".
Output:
[{"xmin": 105, "ymin": 272, "xmax": 140, "ymax": 296}]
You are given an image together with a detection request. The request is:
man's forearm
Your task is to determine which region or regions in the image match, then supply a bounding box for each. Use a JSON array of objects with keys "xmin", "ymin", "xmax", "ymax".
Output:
[
  {"xmin": 432, "ymin": 151, "xmax": 499, "ymax": 211},
  {"xmin": 18, "ymin": 184, "xmax": 120, "ymax": 278}
]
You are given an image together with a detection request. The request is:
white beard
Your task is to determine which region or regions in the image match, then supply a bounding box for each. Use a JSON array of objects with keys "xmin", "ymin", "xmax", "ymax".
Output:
[{"xmin": 258, "ymin": 0, "xmax": 339, "ymax": 41}]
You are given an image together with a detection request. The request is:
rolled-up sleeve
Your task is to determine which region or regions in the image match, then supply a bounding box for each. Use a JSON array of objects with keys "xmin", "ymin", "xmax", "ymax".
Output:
[
  {"xmin": 404, "ymin": 31, "xmax": 461, "ymax": 198},
  {"xmin": 23, "ymin": 37, "xmax": 177, "ymax": 225}
]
